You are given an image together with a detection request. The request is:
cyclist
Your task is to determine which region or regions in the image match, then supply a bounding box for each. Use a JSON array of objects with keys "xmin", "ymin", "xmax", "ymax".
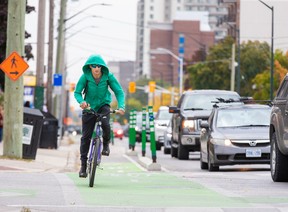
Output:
[{"xmin": 74, "ymin": 54, "xmax": 125, "ymax": 178}]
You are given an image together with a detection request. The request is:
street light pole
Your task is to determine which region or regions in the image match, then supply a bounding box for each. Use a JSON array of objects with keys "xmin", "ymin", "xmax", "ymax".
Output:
[
  {"xmin": 156, "ymin": 48, "xmax": 184, "ymax": 95},
  {"xmin": 259, "ymin": 0, "xmax": 274, "ymax": 101}
]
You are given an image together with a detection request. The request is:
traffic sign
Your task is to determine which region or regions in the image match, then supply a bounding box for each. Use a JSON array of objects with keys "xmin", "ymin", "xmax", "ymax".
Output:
[
  {"xmin": 0, "ymin": 51, "xmax": 29, "ymax": 81},
  {"xmin": 53, "ymin": 74, "xmax": 62, "ymax": 86}
]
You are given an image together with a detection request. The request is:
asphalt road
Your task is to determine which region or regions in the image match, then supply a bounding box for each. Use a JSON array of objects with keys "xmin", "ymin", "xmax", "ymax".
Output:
[{"xmin": 1, "ymin": 136, "xmax": 288, "ymax": 212}]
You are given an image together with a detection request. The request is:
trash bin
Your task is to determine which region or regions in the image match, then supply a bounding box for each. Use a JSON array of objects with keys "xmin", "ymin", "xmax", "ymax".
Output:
[
  {"xmin": 23, "ymin": 107, "xmax": 44, "ymax": 159},
  {"xmin": 39, "ymin": 111, "xmax": 58, "ymax": 149}
]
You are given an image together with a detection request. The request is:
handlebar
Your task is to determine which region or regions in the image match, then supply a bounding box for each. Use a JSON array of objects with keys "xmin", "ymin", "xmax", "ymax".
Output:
[{"xmin": 85, "ymin": 107, "xmax": 116, "ymax": 115}]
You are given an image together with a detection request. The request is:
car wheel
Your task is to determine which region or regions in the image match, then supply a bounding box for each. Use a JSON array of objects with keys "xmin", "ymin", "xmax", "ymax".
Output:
[
  {"xmin": 271, "ymin": 132, "xmax": 288, "ymax": 182},
  {"xmin": 208, "ymin": 148, "xmax": 219, "ymax": 171},
  {"xmin": 200, "ymin": 151, "xmax": 208, "ymax": 170},
  {"xmin": 178, "ymin": 135, "xmax": 189, "ymax": 160}
]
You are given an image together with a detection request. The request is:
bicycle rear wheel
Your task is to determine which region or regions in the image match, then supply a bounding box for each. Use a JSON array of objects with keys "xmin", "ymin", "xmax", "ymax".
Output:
[{"xmin": 89, "ymin": 138, "xmax": 101, "ymax": 187}]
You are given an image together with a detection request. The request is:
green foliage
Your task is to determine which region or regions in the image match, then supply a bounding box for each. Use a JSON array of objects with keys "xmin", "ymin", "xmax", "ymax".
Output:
[
  {"xmin": 240, "ymin": 41, "xmax": 270, "ymax": 97},
  {"xmin": 186, "ymin": 36, "xmax": 278, "ymax": 100},
  {"xmin": 187, "ymin": 36, "xmax": 234, "ymax": 90}
]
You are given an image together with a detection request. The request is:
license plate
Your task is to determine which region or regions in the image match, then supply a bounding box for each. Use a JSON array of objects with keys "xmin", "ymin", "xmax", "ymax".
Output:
[{"xmin": 246, "ymin": 149, "xmax": 261, "ymax": 157}]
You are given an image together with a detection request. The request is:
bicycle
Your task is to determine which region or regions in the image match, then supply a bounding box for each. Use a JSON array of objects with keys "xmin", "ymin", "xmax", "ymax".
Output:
[{"xmin": 85, "ymin": 108, "xmax": 116, "ymax": 187}]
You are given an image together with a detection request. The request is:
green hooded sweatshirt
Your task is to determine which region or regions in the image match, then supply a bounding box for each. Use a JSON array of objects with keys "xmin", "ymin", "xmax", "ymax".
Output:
[{"xmin": 74, "ymin": 54, "xmax": 125, "ymax": 111}]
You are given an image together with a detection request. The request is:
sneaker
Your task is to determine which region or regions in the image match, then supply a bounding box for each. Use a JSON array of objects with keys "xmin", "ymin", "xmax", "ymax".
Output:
[
  {"xmin": 79, "ymin": 164, "xmax": 87, "ymax": 178},
  {"xmin": 102, "ymin": 144, "xmax": 110, "ymax": 156}
]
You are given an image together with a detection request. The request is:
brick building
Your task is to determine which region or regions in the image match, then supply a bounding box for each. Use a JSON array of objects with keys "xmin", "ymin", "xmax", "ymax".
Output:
[{"xmin": 150, "ymin": 19, "xmax": 214, "ymax": 88}]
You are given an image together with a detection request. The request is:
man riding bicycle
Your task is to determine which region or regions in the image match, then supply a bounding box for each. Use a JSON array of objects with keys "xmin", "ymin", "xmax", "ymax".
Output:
[{"xmin": 74, "ymin": 54, "xmax": 125, "ymax": 178}]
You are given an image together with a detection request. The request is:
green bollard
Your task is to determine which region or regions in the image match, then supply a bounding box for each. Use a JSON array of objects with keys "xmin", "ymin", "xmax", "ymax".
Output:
[
  {"xmin": 148, "ymin": 106, "xmax": 157, "ymax": 163},
  {"xmin": 110, "ymin": 119, "xmax": 114, "ymax": 145},
  {"xmin": 141, "ymin": 107, "xmax": 147, "ymax": 156},
  {"xmin": 128, "ymin": 111, "xmax": 133, "ymax": 149},
  {"xmin": 131, "ymin": 109, "xmax": 137, "ymax": 151}
]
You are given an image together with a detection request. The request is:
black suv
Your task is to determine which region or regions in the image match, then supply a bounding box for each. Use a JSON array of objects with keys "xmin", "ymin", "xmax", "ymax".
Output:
[
  {"xmin": 270, "ymin": 74, "xmax": 288, "ymax": 182},
  {"xmin": 169, "ymin": 90, "xmax": 241, "ymax": 160}
]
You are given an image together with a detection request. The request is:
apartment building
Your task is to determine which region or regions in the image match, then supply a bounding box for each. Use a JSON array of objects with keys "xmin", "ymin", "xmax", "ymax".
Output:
[{"xmin": 136, "ymin": 0, "xmax": 228, "ymax": 79}]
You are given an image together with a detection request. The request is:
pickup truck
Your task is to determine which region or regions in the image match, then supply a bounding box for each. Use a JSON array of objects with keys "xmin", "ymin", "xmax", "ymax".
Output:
[{"xmin": 270, "ymin": 74, "xmax": 288, "ymax": 182}]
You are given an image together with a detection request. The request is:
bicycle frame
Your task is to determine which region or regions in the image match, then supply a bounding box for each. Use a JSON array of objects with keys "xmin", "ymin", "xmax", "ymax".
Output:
[{"xmin": 86, "ymin": 108, "xmax": 115, "ymax": 187}]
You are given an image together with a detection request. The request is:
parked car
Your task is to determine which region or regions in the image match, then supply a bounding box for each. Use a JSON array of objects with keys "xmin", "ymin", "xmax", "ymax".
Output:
[
  {"xmin": 163, "ymin": 119, "xmax": 172, "ymax": 154},
  {"xmin": 154, "ymin": 106, "xmax": 173, "ymax": 150},
  {"xmin": 200, "ymin": 104, "xmax": 271, "ymax": 171},
  {"xmin": 113, "ymin": 122, "xmax": 124, "ymax": 140},
  {"xmin": 169, "ymin": 90, "xmax": 241, "ymax": 160},
  {"xmin": 270, "ymin": 74, "xmax": 288, "ymax": 182}
]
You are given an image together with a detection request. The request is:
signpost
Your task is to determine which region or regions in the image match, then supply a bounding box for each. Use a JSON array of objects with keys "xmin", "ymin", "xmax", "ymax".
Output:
[{"xmin": 0, "ymin": 51, "xmax": 29, "ymax": 81}]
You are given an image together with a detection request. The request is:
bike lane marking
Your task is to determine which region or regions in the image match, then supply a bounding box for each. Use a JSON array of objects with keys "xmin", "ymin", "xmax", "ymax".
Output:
[{"xmin": 68, "ymin": 162, "xmax": 251, "ymax": 208}]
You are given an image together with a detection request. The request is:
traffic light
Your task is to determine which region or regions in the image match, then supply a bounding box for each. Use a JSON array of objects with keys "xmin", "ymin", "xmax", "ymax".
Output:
[
  {"xmin": 149, "ymin": 81, "xmax": 156, "ymax": 93},
  {"xmin": 129, "ymin": 81, "xmax": 136, "ymax": 93}
]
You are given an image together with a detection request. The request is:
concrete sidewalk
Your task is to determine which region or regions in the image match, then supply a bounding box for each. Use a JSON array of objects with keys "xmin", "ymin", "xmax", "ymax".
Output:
[{"xmin": 0, "ymin": 135, "xmax": 80, "ymax": 173}]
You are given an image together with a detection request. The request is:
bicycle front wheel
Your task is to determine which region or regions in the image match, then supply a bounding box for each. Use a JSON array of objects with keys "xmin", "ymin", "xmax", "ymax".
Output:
[{"xmin": 89, "ymin": 138, "xmax": 101, "ymax": 187}]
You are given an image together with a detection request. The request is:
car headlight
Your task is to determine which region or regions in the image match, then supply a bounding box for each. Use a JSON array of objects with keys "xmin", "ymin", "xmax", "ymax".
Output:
[
  {"xmin": 182, "ymin": 120, "xmax": 196, "ymax": 132},
  {"xmin": 211, "ymin": 138, "xmax": 232, "ymax": 146}
]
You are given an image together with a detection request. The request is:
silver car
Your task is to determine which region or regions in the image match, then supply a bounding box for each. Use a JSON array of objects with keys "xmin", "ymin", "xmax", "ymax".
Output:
[
  {"xmin": 163, "ymin": 119, "xmax": 172, "ymax": 154},
  {"xmin": 154, "ymin": 106, "xmax": 172, "ymax": 150},
  {"xmin": 200, "ymin": 104, "xmax": 271, "ymax": 171}
]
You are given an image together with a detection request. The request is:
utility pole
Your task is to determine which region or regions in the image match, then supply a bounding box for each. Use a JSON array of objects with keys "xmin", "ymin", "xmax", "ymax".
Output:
[
  {"xmin": 230, "ymin": 43, "xmax": 236, "ymax": 91},
  {"xmin": 3, "ymin": 0, "xmax": 26, "ymax": 158},
  {"xmin": 54, "ymin": 0, "xmax": 67, "ymax": 138},
  {"xmin": 47, "ymin": 0, "xmax": 54, "ymax": 113},
  {"xmin": 34, "ymin": 0, "xmax": 46, "ymax": 110}
]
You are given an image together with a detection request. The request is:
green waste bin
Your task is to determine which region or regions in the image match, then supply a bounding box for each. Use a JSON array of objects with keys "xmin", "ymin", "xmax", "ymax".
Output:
[{"xmin": 23, "ymin": 107, "xmax": 44, "ymax": 159}]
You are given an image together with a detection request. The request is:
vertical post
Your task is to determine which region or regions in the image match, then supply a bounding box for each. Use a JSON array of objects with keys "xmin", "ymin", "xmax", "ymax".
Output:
[
  {"xmin": 47, "ymin": 0, "xmax": 54, "ymax": 113},
  {"xmin": 231, "ymin": 43, "xmax": 235, "ymax": 91},
  {"xmin": 236, "ymin": 28, "xmax": 241, "ymax": 94},
  {"xmin": 3, "ymin": 0, "xmax": 26, "ymax": 158},
  {"xmin": 128, "ymin": 111, "xmax": 133, "ymax": 149},
  {"xmin": 258, "ymin": 0, "xmax": 274, "ymax": 100},
  {"xmin": 178, "ymin": 34, "xmax": 185, "ymax": 95},
  {"xmin": 141, "ymin": 107, "xmax": 147, "ymax": 156},
  {"xmin": 110, "ymin": 119, "xmax": 114, "ymax": 145},
  {"xmin": 148, "ymin": 106, "xmax": 156, "ymax": 163},
  {"xmin": 131, "ymin": 110, "xmax": 137, "ymax": 150},
  {"xmin": 34, "ymin": 0, "xmax": 46, "ymax": 110},
  {"xmin": 270, "ymin": 6, "xmax": 274, "ymax": 100},
  {"xmin": 54, "ymin": 0, "xmax": 67, "ymax": 118}
]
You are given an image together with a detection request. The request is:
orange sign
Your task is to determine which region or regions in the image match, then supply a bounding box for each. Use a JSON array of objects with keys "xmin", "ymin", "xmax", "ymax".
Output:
[{"xmin": 0, "ymin": 51, "xmax": 29, "ymax": 81}]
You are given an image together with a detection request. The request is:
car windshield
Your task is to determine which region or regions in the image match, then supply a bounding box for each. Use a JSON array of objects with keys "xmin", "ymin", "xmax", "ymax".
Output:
[
  {"xmin": 182, "ymin": 93, "xmax": 240, "ymax": 110},
  {"xmin": 216, "ymin": 108, "xmax": 271, "ymax": 128},
  {"xmin": 156, "ymin": 109, "xmax": 173, "ymax": 120}
]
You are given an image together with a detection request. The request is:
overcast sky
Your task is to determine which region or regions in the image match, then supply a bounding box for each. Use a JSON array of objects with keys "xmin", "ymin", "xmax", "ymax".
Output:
[
  {"xmin": 25, "ymin": 0, "xmax": 138, "ymax": 83},
  {"xmin": 25, "ymin": 0, "xmax": 288, "ymax": 85}
]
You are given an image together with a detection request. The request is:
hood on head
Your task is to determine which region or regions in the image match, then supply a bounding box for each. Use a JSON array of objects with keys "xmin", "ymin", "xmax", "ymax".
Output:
[{"xmin": 82, "ymin": 54, "xmax": 109, "ymax": 75}]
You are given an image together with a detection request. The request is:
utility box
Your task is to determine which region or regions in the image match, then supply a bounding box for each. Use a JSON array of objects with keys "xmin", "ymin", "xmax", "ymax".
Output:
[
  {"xmin": 23, "ymin": 107, "xmax": 44, "ymax": 159},
  {"xmin": 39, "ymin": 111, "xmax": 58, "ymax": 149}
]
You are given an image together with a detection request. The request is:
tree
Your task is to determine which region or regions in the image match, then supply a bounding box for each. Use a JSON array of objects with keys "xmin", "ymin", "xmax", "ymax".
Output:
[
  {"xmin": 187, "ymin": 37, "xmax": 273, "ymax": 99},
  {"xmin": 252, "ymin": 49, "xmax": 288, "ymax": 100},
  {"xmin": 187, "ymin": 36, "xmax": 234, "ymax": 90},
  {"xmin": 239, "ymin": 40, "xmax": 270, "ymax": 97}
]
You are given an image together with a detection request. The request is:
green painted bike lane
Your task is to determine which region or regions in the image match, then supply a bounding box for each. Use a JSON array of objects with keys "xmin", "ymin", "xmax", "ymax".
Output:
[{"xmin": 67, "ymin": 162, "xmax": 269, "ymax": 208}]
